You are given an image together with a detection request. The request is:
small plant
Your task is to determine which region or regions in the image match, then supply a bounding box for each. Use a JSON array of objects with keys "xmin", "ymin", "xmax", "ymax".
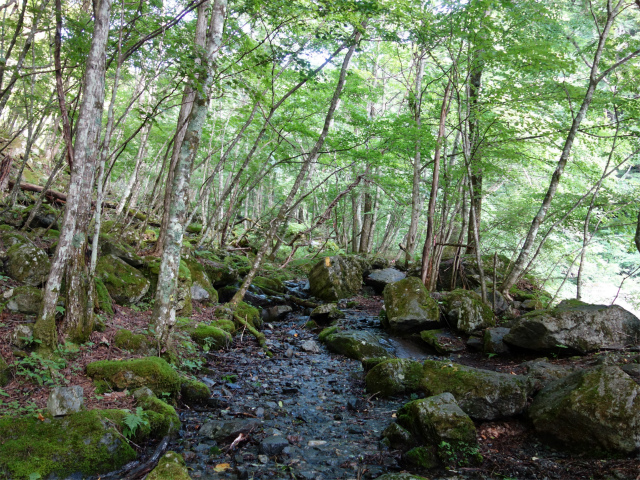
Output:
[
  {"xmin": 486, "ymin": 352, "xmax": 498, "ymax": 359},
  {"xmin": 221, "ymin": 374, "xmax": 238, "ymax": 383},
  {"xmin": 438, "ymin": 440, "xmax": 483, "ymax": 467},
  {"xmin": 15, "ymin": 353, "xmax": 66, "ymax": 386},
  {"xmin": 122, "ymin": 407, "xmax": 149, "ymax": 439},
  {"xmin": 181, "ymin": 358, "xmax": 204, "ymax": 372}
]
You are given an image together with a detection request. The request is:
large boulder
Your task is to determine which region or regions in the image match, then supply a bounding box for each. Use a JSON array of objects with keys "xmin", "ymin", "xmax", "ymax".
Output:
[
  {"xmin": 437, "ymin": 254, "xmax": 511, "ymax": 291},
  {"xmin": 321, "ymin": 329, "xmax": 391, "ymax": 361},
  {"xmin": 86, "ymin": 357, "xmax": 181, "ymax": 397},
  {"xmin": 366, "ymin": 358, "xmax": 533, "ymax": 420},
  {"xmin": 6, "ymin": 286, "xmax": 42, "ymax": 314},
  {"xmin": 419, "ymin": 360, "xmax": 533, "ymax": 420},
  {"xmin": 529, "ymin": 365, "xmax": 640, "ymax": 455},
  {"xmin": 3, "ymin": 240, "xmax": 50, "ymax": 286},
  {"xmin": 365, "ymin": 268, "xmax": 406, "ymax": 293},
  {"xmin": 308, "ymin": 255, "xmax": 366, "ymax": 301},
  {"xmin": 96, "ymin": 254, "xmax": 150, "ymax": 305},
  {"xmin": 310, "ymin": 303, "xmax": 345, "ymax": 323},
  {"xmin": 382, "ymin": 277, "xmax": 440, "ymax": 333},
  {"xmin": 504, "ymin": 300, "xmax": 640, "ymax": 354},
  {"xmin": 442, "ymin": 289, "xmax": 494, "ymax": 334},
  {"xmin": 0, "ymin": 410, "xmax": 137, "ymax": 479},
  {"xmin": 98, "ymin": 234, "xmax": 144, "ymax": 267},
  {"xmin": 47, "ymin": 386, "xmax": 84, "ymax": 416},
  {"xmin": 365, "ymin": 359, "xmax": 424, "ymax": 397}
]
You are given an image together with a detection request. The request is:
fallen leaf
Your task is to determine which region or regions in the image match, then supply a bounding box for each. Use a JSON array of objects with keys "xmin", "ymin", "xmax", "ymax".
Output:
[
  {"xmin": 37, "ymin": 413, "xmax": 45, "ymax": 421},
  {"xmin": 214, "ymin": 463, "xmax": 231, "ymax": 472}
]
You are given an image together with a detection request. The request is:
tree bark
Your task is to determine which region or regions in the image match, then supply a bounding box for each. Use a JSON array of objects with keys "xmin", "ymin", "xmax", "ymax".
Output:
[
  {"xmin": 33, "ymin": 0, "xmax": 113, "ymax": 350},
  {"xmin": 151, "ymin": 0, "xmax": 227, "ymax": 347}
]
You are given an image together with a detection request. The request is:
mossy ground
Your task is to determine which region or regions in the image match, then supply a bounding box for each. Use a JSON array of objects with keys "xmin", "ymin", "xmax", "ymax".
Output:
[
  {"xmin": 189, "ymin": 325, "xmax": 232, "ymax": 349},
  {"xmin": 147, "ymin": 451, "xmax": 191, "ymax": 480},
  {"xmin": 86, "ymin": 356, "xmax": 181, "ymax": 397},
  {"xmin": 0, "ymin": 410, "xmax": 137, "ymax": 480}
]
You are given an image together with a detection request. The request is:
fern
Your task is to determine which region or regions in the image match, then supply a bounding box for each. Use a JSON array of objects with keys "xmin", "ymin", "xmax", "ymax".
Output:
[{"xmin": 122, "ymin": 407, "xmax": 149, "ymax": 439}]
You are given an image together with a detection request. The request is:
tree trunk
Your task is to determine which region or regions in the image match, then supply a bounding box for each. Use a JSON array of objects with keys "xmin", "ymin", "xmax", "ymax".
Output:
[
  {"xmin": 33, "ymin": 0, "xmax": 113, "ymax": 351},
  {"xmin": 151, "ymin": 0, "xmax": 227, "ymax": 347},
  {"xmin": 500, "ymin": 5, "xmax": 622, "ymax": 294}
]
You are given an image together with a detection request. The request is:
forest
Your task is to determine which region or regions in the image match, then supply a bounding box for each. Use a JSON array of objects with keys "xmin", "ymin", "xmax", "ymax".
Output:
[{"xmin": 0, "ymin": 0, "xmax": 640, "ymax": 479}]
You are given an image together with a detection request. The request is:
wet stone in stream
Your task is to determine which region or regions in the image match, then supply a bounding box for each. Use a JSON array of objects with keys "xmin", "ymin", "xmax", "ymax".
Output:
[{"xmin": 173, "ymin": 314, "xmax": 406, "ymax": 479}]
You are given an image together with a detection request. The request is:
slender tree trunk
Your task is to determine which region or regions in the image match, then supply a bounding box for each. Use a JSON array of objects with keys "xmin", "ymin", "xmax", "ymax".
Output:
[
  {"xmin": 229, "ymin": 23, "xmax": 365, "ymax": 308},
  {"xmin": 405, "ymin": 48, "xmax": 425, "ymax": 267},
  {"xmin": 152, "ymin": 0, "xmax": 210, "ymax": 256},
  {"xmin": 501, "ymin": 4, "xmax": 623, "ymax": 294},
  {"xmin": 33, "ymin": 0, "xmax": 113, "ymax": 350},
  {"xmin": 152, "ymin": 0, "xmax": 227, "ymax": 347}
]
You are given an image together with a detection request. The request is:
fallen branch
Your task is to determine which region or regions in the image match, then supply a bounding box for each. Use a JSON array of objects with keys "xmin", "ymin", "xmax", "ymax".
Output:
[
  {"xmin": 233, "ymin": 312, "xmax": 272, "ymax": 357},
  {"xmin": 100, "ymin": 435, "xmax": 169, "ymax": 480}
]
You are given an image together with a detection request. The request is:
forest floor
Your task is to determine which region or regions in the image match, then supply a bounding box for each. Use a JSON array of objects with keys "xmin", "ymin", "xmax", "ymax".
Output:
[{"xmin": 2, "ymin": 290, "xmax": 640, "ymax": 479}]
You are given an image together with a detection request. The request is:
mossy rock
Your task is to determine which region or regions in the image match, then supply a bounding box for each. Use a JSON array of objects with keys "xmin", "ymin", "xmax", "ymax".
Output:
[
  {"xmin": 96, "ymin": 254, "xmax": 150, "ymax": 306},
  {"xmin": 137, "ymin": 396, "xmax": 181, "ymax": 436},
  {"xmin": 189, "ymin": 325, "xmax": 232, "ymax": 349},
  {"xmin": 253, "ymin": 275, "xmax": 285, "ymax": 293},
  {"xmin": 180, "ymin": 378, "xmax": 211, "ymax": 406},
  {"xmin": 225, "ymin": 254, "xmax": 252, "ymax": 276},
  {"xmin": 0, "ymin": 354, "xmax": 10, "ymax": 387},
  {"xmin": 382, "ymin": 277, "xmax": 440, "ymax": 333},
  {"xmin": 210, "ymin": 318, "xmax": 235, "ymax": 332},
  {"xmin": 372, "ymin": 474, "xmax": 431, "ymax": 480},
  {"xmin": 147, "ymin": 451, "xmax": 190, "ymax": 480},
  {"xmin": 308, "ymin": 255, "xmax": 365, "ymax": 301},
  {"xmin": 186, "ymin": 223, "xmax": 203, "ymax": 234},
  {"xmin": 318, "ymin": 326, "xmax": 339, "ymax": 342},
  {"xmin": 365, "ymin": 359, "xmax": 424, "ymax": 397},
  {"xmin": 4, "ymin": 241, "xmax": 51, "ymax": 286},
  {"xmin": 193, "ymin": 251, "xmax": 239, "ymax": 286},
  {"xmin": 185, "ymin": 257, "xmax": 218, "ymax": 303},
  {"xmin": 420, "ymin": 359, "xmax": 533, "ymax": 420},
  {"xmin": 442, "ymin": 289, "xmax": 495, "ymax": 334},
  {"xmin": 234, "ymin": 301, "xmax": 262, "ymax": 329},
  {"xmin": 403, "ymin": 446, "xmax": 439, "ymax": 469},
  {"xmin": 420, "ymin": 329, "xmax": 465, "ymax": 354},
  {"xmin": 86, "ymin": 357, "xmax": 180, "ymax": 397},
  {"xmin": 98, "ymin": 233, "xmax": 144, "ymax": 267},
  {"xmin": 310, "ymin": 303, "xmax": 345, "ymax": 323},
  {"xmin": 114, "ymin": 329, "xmax": 150, "ymax": 353},
  {"xmin": 0, "ymin": 410, "xmax": 137, "ymax": 480},
  {"xmin": 6, "ymin": 285, "xmax": 42, "ymax": 314},
  {"xmin": 322, "ymin": 329, "xmax": 391, "ymax": 361}
]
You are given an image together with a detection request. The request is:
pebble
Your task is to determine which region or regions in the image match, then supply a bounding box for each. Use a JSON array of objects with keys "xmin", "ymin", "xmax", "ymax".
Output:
[{"xmin": 307, "ymin": 440, "xmax": 327, "ymax": 447}]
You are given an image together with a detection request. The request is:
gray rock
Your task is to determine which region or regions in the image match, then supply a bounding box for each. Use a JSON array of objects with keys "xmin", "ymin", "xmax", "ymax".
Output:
[
  {"xmin": 621, "ymin": 364, "xmax": 640, "ymax": 384},
  {"xmin": 96, "ymin": 255, "xmax": 150, "ymax": 306},
  {"xmin": 4, "ymin": 240, "xmax": 51, "ymax": 286},
  {"xmin": 365, "ymin": 268, "xmax": 406, "ymax": 293},
  {"xmin": 483, "ymin": 327, "xmax": 511, "ymax": 355},
  {"xmin": 301, "ymin": 340, "xmax": 320, "ymax": 353},
  {"xmin": 521, "ymin": 298, "xmax": 543, "ymax": 310},
  {"xmin": 504, "ymin": 300, "xmax": 640, "ymax": 354},
  {"xmin": 322, "ymin": 329, "xmax": 391, "ymax": 361},
  {"xmin": 200, "ymin": 419, "xmax": 262, "ymax": 442},
  {"xmin": 478, "ymin": 289, "xmax": 510, "ymax": 315},
  {"xmin": 521, "ymin": 359, "xmax": 577, "ymax": 390},
  {"xmin": 381, "ymin": 422, "xmax": 415, "ymax": 451},
  {"xmin": 308, "ymin": 255, "xmax": 366, "ymax": 301},
  {"xmin": 529, "ymin": 365, "xmax": 640, "ymax": 454},
  {"xmin": 190, "ymin": 284, "xmax": 211, "ymax": 301},
  {"xmin": 309, "ymin": 303, "xmax": 345, "ymax": 323},
  {"xmin": 132, "ymin": 387, "xmax": 155, "ymax": 400},
  {"xmin": 99, "ymin": 236, "xmax": 144, "ymax": 267},
  {"xmin": 442, "ymin": 289, "xmax": 495, "ymax": 334},
  {"xmin": 10, "ymin": 324, "xmax": 34, "ymax": 347},
  {"xmin": 260, "ymin": 435, "xmax": 289, "ymax": 456},
  {"xmin": 265, "ymin": 305, "xmax": 293, "ymax": 321},
  {"xmin": 6, "ymin": 286, "xmax": 42, "ymax": 315},
  {"xmin": 382, "ymin": 277, "xmax": 440, "ymax": 333},
  {"xmin": 373, "ymin": 475, "xmax": 430, "ymax": 480},
  {"xmin": 47, "ymin": 386, "xmax": 84, "ymax": 416}
]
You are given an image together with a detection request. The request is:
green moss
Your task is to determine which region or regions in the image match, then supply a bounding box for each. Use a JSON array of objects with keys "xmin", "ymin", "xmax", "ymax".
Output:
[
  {"xmin": 225, "ymin": 254, "xmax": 252, "ymax": 275},
  {"xmin": 114, "ymin": 329, "xmax": 149, "ymax": 353},
  {"xmin": 404, "ymin": 446, "xmax": 439, "ymax": 469},
  {"xmin": 147, "ymin": 451, "xmax": 190, "ymax": 480},
  {"xmin": 189, "ymin": 325, "xmax": 232, "ymax": 349},
  {"xmin": 318, "ymin": 326, "xmax": 339, "ymax": 342},
  {"xmin": 0, "ymin": 410, "xmax": 137, "ymax": 480},
  {"xmin": 234, "ymin": 301, "xmax": 261, "ymax": 329},
  {"xmin": 180, "ymin": 378, "xmax": 210, "ymax": 405},
  {"xmin": 86, "ymin": 357, "xmax": 180, "ymax": 397},
  {"xmin": 253, "ymin": 276, "xmax": 285, "ymax": 293},
  {"xmin": 185, "ymin": 257, "xmax": 218, "ymax": 303},
  {"xmin": 211, "ymin": 319, "xmax": 236, "ymax": 332},
  {"xmin": 94, "ymin": 278, "xmax": 114, "ymax": 315},
  {"xmin": 186, "ymin": 223, "xmax": 203, "ymax": 234},
  {"xmin": 137, "ymin": 396, "xmax": 181, "ymax": 436},
  {"xmin": 365, "ymin": 359, "xmax": 424, "ymax": 397},
  {"xmin": 305, "ymin": 320, "xmax": 318, "ymax": 329},
  {"xmin": 96, "ymin": 255, "xmax": 150, "ymax": 306}
]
